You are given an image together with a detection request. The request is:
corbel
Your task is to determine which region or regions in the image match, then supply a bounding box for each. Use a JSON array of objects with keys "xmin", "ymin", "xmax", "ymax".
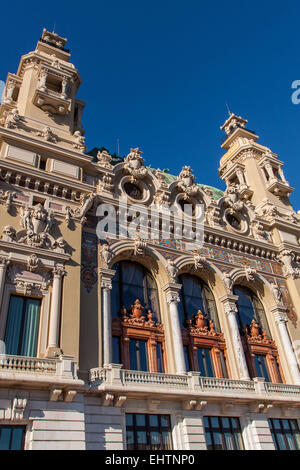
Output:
[
  {"xmin": 102, "ymin": 393, "xmax": 114, "ymax": 407},
  {"xmin": 49, "ymin": 387, "xmax": 63, "ymax": 402},
  {"xmin": 195, "ymin": 400, "xmax": 207, "ymax": 411},
  {"xmin": 11, "ymin": 397, "xmax": 27, "ymax": 421},
  {"xmin": 115, "ymin": 395, "xmax": 127, "ymax": 408},
  {"xmin": 64, "ymin": 390, "xmax": 77, "ymax": 403},
  {"xmin": 182, "ymin": 399, "xmax": 197, "ymax": 411}
]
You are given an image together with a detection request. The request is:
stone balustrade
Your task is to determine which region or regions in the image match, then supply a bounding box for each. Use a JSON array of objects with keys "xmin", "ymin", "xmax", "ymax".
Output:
[
  {"xmin": 89, "ymin": 364, "xmax": 300, "ymax": 403},
  {"xmin": 0, "ymin": 354, "xmax": 79, "ymax": 381},
  {"xmin": 0, "ymin": 354, "xmax": 57, "ymax": 374}
]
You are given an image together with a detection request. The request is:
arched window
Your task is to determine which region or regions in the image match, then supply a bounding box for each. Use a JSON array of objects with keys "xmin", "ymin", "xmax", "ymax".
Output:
[
  {"xmin": 234, "ymin": 285, "xmax": 271, "ymax": 337},
  {"xmin": 178, "ymin": 274, "xmax": 220, "ymax": 331},
  {"xmin": 112, "ymin": 261, "xmax": 160, "ymax": 322},
  {"xmin": 178, "ymin": 274, "xmax": 228, "ymax": 378},
  {"xmin": 111, "ymin": 261, "xmax": 164, "ymax": 373},
  {"xmin": 234, "ymin": 285, "xmax": 283, "ymax": 383}
]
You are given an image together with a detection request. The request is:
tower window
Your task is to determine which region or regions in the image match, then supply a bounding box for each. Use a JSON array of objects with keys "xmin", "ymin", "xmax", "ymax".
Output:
[{"xmin": 39, "ymin": 157, "xmax": 47, "ymax": 170}]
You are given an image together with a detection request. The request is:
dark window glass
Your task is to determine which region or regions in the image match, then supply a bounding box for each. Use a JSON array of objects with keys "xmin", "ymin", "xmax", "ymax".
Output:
[
  {"xmin": 254, "ymin": 354, "xmax": 270, "ymax": 382},
  {"xmin": 156, "ymin": 343, "xmax": 164, "ymax": 373},
  {"xmin": 219, "ymin": 350, "xmax": 229, "ymax": 378},
  {"xmin": 129, "ymin": 339, "xmax": 148, "ymax": 371},
  {"xmin": 0, "ymin": 426, "xmax": 26, "ymax": 450},
  {"xmin": 197, "ymin": 347, "xmax": 214, "ymax": 377},
  {"xmin": 178, "ymin": 274, "xmax": 220, "ymax": 330},
  {"xmin": 112, "ymin": 262, "xmax": 160, "ymax": 321},
  {"xmin": 226, "ymin": 213, "xmax": 241, "ymax": 230},
  {"xmin": 204, "ymin": 416, "xmax": 244, "ymax": 450},
  {"xmin": 269, "ymin": 419, "xmax": 300, "ymax": 450},
  {"xmin": 4, "ymin": 295, "xmax": 41, "ymax": 357},
  {"xmin": 112, "ymin": 336, "xmax": 121, "ymax": 364},
  {"xmin": 183, "ymin": 345, "xmax": 191, "ymax": 372},
  {"xmin": 126, "ymin": 414, "xmax": 172, "ymax": 450},
  {"xmin": 39, "ymin": 158, "xmax": 47, "ymax": 170},
  {"xmin": 234, "ymin": 285, "xmax": 271, "ymax": 337},
  {"xmin": 124, "ymin": 182, "xmax": 143, "ymax": 200}
]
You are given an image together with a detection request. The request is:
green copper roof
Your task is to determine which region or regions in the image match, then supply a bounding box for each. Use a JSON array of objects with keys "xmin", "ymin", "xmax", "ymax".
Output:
[
  {"xmin": 87, "ymin": 148, "xmax": 224, "ymax": 201},
  {"xmin": 146, "ymin": 166, "xmax": 224, "ymax": 201}
]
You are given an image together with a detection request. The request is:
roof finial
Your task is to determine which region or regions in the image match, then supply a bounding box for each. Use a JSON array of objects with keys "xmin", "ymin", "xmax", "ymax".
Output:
[
  {"xmin": 52, "ymin": 22, "xmax": 56, "ymax": 34},
  {"xmin": 225, "ymin": 101, "xmax": 232, "ymax": 117}
]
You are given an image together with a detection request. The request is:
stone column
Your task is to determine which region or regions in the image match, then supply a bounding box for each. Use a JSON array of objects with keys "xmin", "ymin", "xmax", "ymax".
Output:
[
  {"xmin": 278, "ymin": 166, "xmax": 287, "ymax": 183},
  {"xmin": 271, "ymin": 305, "xmax": 300, "ymax": 385},
  {"xmin": 264, "ymin": 162, "xmax": 276, "ymax": 182},
  {"xmin": 61, "ymin": 77, "xmax": 68, "ymax": 99},
  {"xmin": 236, "ymin": 169, "xmax": 246, "ymax": 186},
  {"xmin": 46, "ymin": 266, "xmax": 66, "ymax": 357},
  {"xmin": 163, "ymin": 282, "xmax": 186, "ymax": 375},
  {"xmin": 100, "ymin": 268, "xmax": 116, "ymax": 367},
  {"xmin": 0, "ymin": 257, "xmax": 9, "ymax": 311},
  {"xmin": 220, "ymin": 294, "xmax": 250, "ymax": 380},
  {"xmin": 4, "ymin": 80, "xmax": 15, "ymax": 104},
  {"xmin": 38, "ymin": 69, "xmax": 47, "ymax": 92}
]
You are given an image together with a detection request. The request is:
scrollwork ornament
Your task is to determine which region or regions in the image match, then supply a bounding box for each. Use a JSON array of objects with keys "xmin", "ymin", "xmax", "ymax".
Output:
[
  {"xmin": 165, "ymin": 258, "xmax": 178, "ymax": 282},
  {"xmin": 100, "ymin": 244, "xmax": 113, "ymax": 268},
  {"xmin": 124, "ymin": 148, "xmax": 147, "ymax": 181}
]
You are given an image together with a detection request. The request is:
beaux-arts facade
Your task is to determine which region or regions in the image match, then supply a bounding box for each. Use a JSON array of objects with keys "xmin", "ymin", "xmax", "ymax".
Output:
[{"xmin": 0, "ymin": 29, "xmax": 300, "ymax": 450}]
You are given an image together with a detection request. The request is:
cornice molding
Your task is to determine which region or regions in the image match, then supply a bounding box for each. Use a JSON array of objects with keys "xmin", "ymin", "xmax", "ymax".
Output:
[{"xmin": 0, "ymin": 127, "xmax": 93, "ymax": 165}]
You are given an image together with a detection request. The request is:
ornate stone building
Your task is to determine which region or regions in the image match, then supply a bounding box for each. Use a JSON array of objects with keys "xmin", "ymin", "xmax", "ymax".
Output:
[{"xmin": 0, "ymin": 29, "xmax": 300, "ymax": 450}]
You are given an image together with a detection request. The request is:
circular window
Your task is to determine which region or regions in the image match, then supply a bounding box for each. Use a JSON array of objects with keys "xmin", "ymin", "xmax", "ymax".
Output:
[
  {"xmin": 124, "ymin": 182, "xmax": 143, "ymax": 200},
  {"xmin": 178, "ymin": 198, "xmax": 197, "ymax": 217},
  {"xmin": 226, "ymin": 212, "xmax": 242, "ymax": 230}
]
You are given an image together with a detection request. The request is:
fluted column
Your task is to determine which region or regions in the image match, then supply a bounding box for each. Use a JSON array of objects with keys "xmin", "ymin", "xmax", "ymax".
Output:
[
  {"xmin": 0, "ymin": 257, "xmax": 9, "ymax": 311},
  {"xmin": 46, "ymin": 266, "xmax": 66, "ymax": 357},
  {"xmin": 100, "ymin": 268, "xmax": 116, "ymax": 366},
  {"xmin": 220, "ymin": 294, "xmax": 250, "ymax": 380},
  {"xmin": 272, "ymin": 305, "xmax": 300, "ymax": 385},
  {"xmin": 163, "ymin": 282, "xmax": 186, "ymax": 375}
]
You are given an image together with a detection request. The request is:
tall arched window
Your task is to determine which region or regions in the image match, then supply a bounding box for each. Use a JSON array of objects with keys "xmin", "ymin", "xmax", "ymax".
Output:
[
  {"xmin": 112, "ymin": 261, "xmax": 160, "ymax": 322},
  {"xmin": 178, "ymin": 274, "xmax": 228, "ymax": 378},
  {"xmin": 234, "ymin": 285, "xmax": 283, "ymax": 383},
  {"xmin": 234, "ymin": 286, "xmax": 271, "ymax": 337},
  {"xmin": 178, "ymin": 274, "xmax": 220, "ymax": 331},
  {"xmin": 111, "ymin": 261, "xmax": 164, "ymax": 373}
]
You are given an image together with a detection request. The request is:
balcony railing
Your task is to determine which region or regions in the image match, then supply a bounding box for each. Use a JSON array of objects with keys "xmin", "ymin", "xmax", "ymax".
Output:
[
  {"xmin": 0, "ymin": 354, "xmax": 79, "ymax": 382},
  {"xmin": 90, "ymin": 365, "xmax": 300, "ymax": 402},
  {"xmin": 200, "ymin": 376, "xmax": 255, "ymax": 393},
  {"xmin": 0, "ymin": 355, "xmax": 57, "ymax": 374},
  {"xmin": 124, "ymin": 370, "xmax": 188, "ymax": 388}
]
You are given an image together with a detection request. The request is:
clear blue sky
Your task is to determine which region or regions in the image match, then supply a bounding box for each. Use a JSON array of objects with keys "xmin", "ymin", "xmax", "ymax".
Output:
[{"xmin": 1, "ymin": 0, "xmax": 300, "ymax": 209}]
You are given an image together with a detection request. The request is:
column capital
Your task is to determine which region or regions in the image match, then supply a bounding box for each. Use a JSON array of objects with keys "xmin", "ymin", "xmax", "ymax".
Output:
[
  {"xmin": 270, "ymin": 304, "xmax": 289, "ymax": 324},
  {"xmin": 0, "ymin": 256, "xmax": 10, "ymax": 268},
  {"xmin": 219, "ymin": 294, "xmax": 239, "ymax": 316},
  {"xmin": 99, "ymin": 268, "xmax": 116, "ymax": 290},
  {"xmin": 224, "ymin": 304, "xmax": 238, "ymax": 317},
  {"xmin": 162, "ymin": 282, "xmax": 182, "ymax": 304},
  {"xmin": 52, "ymin": 265, "xmax": 66, "ymax": 278},
  {"xmin": 219, "ymin": 294, "xmax": 239, "ymax": 305},
  {"xmin": 162, "ymin": 282, "xmax": 182, "ymax": 295}
]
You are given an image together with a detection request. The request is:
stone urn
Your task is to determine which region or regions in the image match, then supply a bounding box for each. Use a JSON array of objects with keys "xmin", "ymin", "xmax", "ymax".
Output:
[{"xmin": 130, "ymin": 299, "xmax": 144, "ymax": 318}]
